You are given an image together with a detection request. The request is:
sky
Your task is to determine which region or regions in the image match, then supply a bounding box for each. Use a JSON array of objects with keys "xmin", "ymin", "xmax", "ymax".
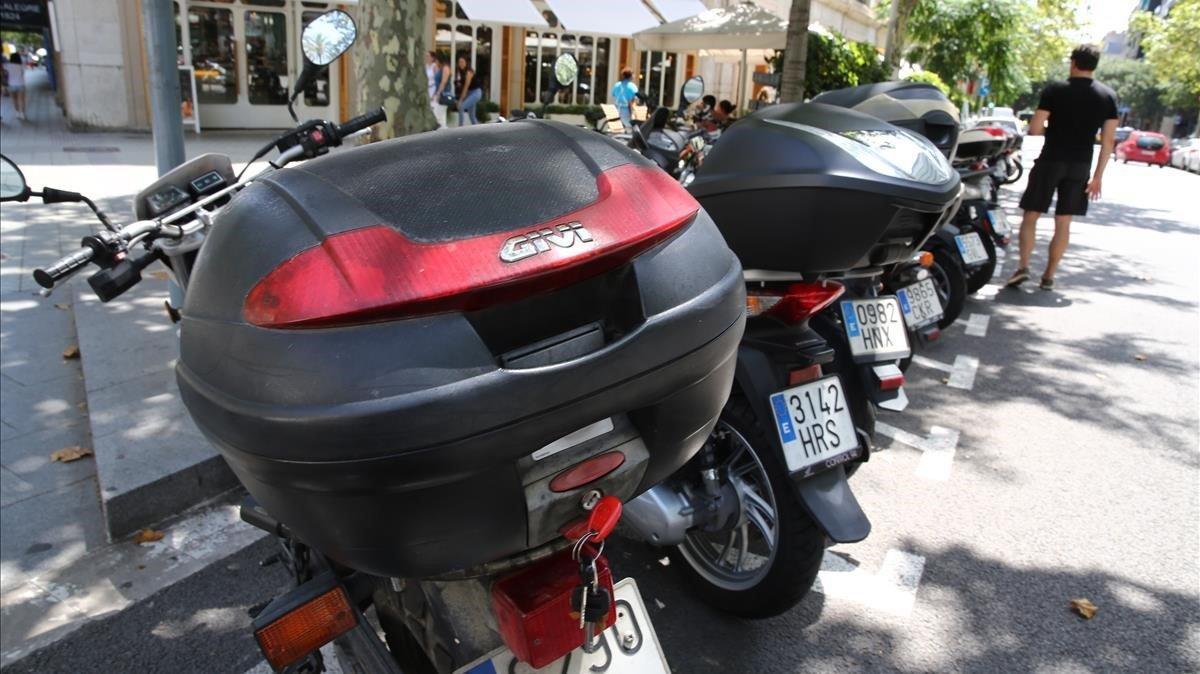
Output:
[{"xmin": 1078, "ymin": 0, "xmax": 1141, "ymax": 41}]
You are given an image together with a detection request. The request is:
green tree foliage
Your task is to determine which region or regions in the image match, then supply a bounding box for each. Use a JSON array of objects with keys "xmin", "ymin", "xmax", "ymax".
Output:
[
  {"xmin": 1095, "ymin": 57, "xmax": 1166, "ymax": 127},
  {"xmin": 906, "ymin": 0, "xmax": 1079, "ymax": 105},
  {"xmin": 904, "ymin": 70, "xmax": 950, "ymax": 95},
  {"xmin": 770, "ymin": 29, "xmax": 890, "ymax": 99},
  {"xmin": 1130, "ymin": 0, "xmax": 1200, "ymax": 111}
]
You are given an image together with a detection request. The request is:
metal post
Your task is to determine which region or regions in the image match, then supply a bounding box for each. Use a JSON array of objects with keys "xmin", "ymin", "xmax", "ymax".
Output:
[{"xmin": 142, "ymin": 0, "xmax": 186, "ymax": 176}]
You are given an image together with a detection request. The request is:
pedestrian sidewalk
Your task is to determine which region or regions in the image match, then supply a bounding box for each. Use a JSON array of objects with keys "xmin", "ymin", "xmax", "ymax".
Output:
[{"xmin": 0, "ymin": 69, "xmax": 274, "ymax": 666}]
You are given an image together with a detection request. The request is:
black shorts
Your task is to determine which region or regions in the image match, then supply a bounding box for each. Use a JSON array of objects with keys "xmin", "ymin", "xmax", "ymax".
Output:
[{"xmin": 1019, "ymin": 160, "xmax": 1091, "ymax": 216}]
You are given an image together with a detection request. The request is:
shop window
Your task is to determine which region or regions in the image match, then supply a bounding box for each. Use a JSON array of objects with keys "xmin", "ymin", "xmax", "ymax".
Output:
[
  {"xmin": 578, "ymin": 36, "xmax": 593, "ymax": 105},
  {"xmin": 246, "ymin": 10, "xmax": 289, "ymax": 105},
  {"xmin": 475, "ymin": 26, "xmax": 492, "ymax": 101},
  {"xmin": 301, "ymin": 10, "xmax": 331, "ymax": 106},
  {"xmin": 663, "ymin": 53, "xmax": 678, "ymax": 109},
  {"xmin": 524, "ymin": 31, "xmax": 539, "ymax": 103},
  {"xmin": 540, "ymin": 32, "xmax": 556, "ymax": 103},
  {"xmin": 436, "ymin": 22, "xmax": 454, "ymax": 63},
  {"xmin": 189, "ymin": 7, "xmax": 238, "ymax": 104},
  {"xmin": 595, "ymin": 38, "xmax": 610, "ymax": 104},
  {"xmin": 246, "ymin": 0, "xmax": 286, "ymax": 5},
  {"xmin": 455, "ymin": 2, "xmax": 468, "ymax": 20}
]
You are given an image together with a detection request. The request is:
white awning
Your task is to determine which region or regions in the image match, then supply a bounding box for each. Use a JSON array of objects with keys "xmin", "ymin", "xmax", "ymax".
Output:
[
  {"xmin": 456, "ymin": 0, "xmax": 548, "ymax": 27},
  {"xmin": 543, "ymin": 0, "xmax": 660, "ymax": 37},
  {"xmin": 647, "ymin": 0, "xmax": 708, "ymax": 23},
  {"xmin": 634, "ymin": 1, "xmax": 788, "ymax": 51}
]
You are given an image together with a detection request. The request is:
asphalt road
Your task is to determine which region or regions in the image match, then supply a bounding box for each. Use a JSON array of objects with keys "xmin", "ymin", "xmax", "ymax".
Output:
[{"xmin": 10, "ymin": 139, "xmax": 1199, "ymax": 673}]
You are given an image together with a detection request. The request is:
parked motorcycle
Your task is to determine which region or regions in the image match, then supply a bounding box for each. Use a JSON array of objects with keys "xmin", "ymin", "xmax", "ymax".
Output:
[{"xmin": 6, "ymin": 13, "xmax": 758, "ymax": 674}]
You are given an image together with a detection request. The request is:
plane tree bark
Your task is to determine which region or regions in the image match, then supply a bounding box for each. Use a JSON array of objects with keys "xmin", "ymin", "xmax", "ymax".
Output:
[
  {"xmin": 353, "ymin": 0, "xmax": 436, "ymax": 139},
  {"xmin": 779, "ymin": 0, "xmax": 812, "ymax": 103}
]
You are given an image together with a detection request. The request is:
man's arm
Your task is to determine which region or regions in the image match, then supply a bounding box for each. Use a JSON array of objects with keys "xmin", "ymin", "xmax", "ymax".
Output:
[
  {"xmin": 1088, "ymin": 118, "xmax": 1118, "ymax": 200},
  {"xmin": 1027, "ymin": 109, "xmax": 1049, "ymax": 136}
]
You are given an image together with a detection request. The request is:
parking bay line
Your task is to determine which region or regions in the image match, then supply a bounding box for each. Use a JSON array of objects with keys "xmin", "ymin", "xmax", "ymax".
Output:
[
  {"xmin": 953, "ymin": 313, "xmax": 990, "ymax": 337},
  {"xmin": 813, "ymin": 548, "xmax": 927, "ymax": 618},
  {"xmin": 875, "ymin": 421, "xmax": 960, "ymax": 481},
  {"xmin": 910, "ymin": 353, "xmax": 979, "ymax": 390}
]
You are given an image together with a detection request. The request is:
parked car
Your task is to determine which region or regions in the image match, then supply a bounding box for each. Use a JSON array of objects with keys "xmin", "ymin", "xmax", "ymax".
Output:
[
  {"xmin": 1116, "ymin": 130, "xmax": 1170, "ymax": 167},
  {"xmin": 1170, "ymin": 138, "xmax": 1200, "ymax": 172}
]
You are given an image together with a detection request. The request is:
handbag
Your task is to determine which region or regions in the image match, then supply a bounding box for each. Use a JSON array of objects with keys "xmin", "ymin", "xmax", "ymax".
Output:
[{"xmin": 439, "ymin": 90, "xmax": 456, "ymax": 106}]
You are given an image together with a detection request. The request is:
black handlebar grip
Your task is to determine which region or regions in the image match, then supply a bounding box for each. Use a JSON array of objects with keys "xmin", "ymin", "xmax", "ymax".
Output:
[
  {"xmin": 33, "ymin": 246, "xmax": 95, "ymax": 289},
  {"xmin": 335, "ymin": 107, "xmax": 387, "ymax": 139}
]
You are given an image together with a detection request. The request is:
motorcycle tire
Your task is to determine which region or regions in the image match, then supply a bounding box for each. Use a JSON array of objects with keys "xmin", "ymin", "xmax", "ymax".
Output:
[
  {"xmin": 373, "ymin": 581, "xmax": 443, "ymax": 674},
  {"xmin": 930, "ymin": 247, "xmax": 967, "ymax": 330},
  {"xmin": 964, "ymin": 230, "xmax": 998, "ymax": 294},
  {"xmin": 669, "ymin": 394, "xmax": 826, "ymax": 619},
  {"xmin": 1002, "ymin": 159, "xmax": 1023, "ymax": 185}
]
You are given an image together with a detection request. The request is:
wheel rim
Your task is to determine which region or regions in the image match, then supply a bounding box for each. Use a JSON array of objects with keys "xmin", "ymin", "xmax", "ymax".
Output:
[
  {"xmin": 929, "ymin": 260, "xmax": 953, "ymax": 306},
  {"xmin": 677, "ymin": 421, "xmax": 780, "ymax": 591}
]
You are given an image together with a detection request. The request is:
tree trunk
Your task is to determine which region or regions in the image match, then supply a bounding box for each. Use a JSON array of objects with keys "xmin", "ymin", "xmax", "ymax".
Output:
[
  {"xmin": 353, "ymin": 0, "xmax": 436, "ymax": 140},
  {"xmin": 779, "ymin": 0, "xmax": 811, "ymax": 103},
  {"xmin": 883, "ymin": 0, "xmax": 920, "ymax": 75}
]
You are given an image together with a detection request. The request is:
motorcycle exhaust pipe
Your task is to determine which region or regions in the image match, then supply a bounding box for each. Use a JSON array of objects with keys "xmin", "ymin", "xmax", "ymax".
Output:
[{"xmin": 621, "ymin": 483, "xmax": 697, "ymax": 546}]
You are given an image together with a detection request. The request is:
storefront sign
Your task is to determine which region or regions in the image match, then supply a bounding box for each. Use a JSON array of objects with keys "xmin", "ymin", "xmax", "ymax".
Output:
[{"xmin": 0, "ymin": 0, "xmax": 48, "ymax": 30}]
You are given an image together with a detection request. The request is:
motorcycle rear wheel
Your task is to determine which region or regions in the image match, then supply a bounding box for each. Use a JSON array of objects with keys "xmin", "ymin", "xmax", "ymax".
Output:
[
  {"xmin": 1002, "ymin": 158, "xmax": 1023, "ymax": 185},
  {"xmin": 670, "ymin": 395, "xmax": 825, "ymax": 619},
  {"xmin": 931, "ymin": 247, "xmax": 967, "ymax": 330}
]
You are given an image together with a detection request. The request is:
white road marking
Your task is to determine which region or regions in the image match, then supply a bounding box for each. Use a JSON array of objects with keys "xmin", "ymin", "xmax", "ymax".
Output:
[
  {"xmin": 911, "ymin": 353, "xmax": 979, "ymax": 390},
  {"xmin": 813, "ymin": 548, "xmax": 927, "ymax": 618},
  {"xmin": 953, "ymin": 313, "xmax": 990, "ymax": 338},
  {"xmin": 875, "ymin": 422, "xmax": 961, "ymax": 482}
]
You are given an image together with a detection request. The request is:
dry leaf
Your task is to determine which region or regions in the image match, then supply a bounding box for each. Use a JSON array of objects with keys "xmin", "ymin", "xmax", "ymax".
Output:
[
  {"xmin": 1070, "ymin": 598, "xmax": 1097, "ymax": 619},
  {"xmin": 51, "ymin": 446, "xmax": 93, "ymax": 462},
  {"xmin": 62, "ymin": 345, "xmax": 80, "ymax": 360},
  {"xmin": 53, "ymin": 303, "xmax": 69, "ymax": 310},
  {"xmin": 1134, "ymin": 354, "xmax": 1147, "ymax": 362},
  {"xmin": 941, "ymin": 377, "xmax": 951, "ymax": 385},
  {"xmin": 132, "ymin": 528, "xmax": 165, "ymax": 545},
  {"xmin": 76, "ymin": 401, "xmax": 88, "ymax": 410},
  {"xmin": 148, "ymin": 270, "xmax": 169, "ymax": 281}
]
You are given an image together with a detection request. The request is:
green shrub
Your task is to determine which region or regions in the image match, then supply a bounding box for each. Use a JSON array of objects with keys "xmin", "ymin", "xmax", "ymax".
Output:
[
  {"xmin": 904, "ymin": 70, "xmax": 950, "ymax": 95},
  {"xmin": 768, "ymin": 29, "xmax": 890, "ymax": 98}
]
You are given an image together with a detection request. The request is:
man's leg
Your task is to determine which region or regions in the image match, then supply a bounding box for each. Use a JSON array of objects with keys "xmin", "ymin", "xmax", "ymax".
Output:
[
  {"xmin": 1018, "ymin": 209, "xmax": 1040, "ymax": 270},
  {"xmin": 1043, "ymin": 215, "xmax": 1072, "ymax": 281}
]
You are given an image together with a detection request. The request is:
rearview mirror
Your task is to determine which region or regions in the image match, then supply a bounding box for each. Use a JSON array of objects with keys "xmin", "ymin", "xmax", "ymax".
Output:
[
  {"xmin": 681, "ymin": 76, "xmax": 704, "ymax": 104},
  {"xmin": 554, "ymin": 53, "xmax": 578, "ymax": 87},
  {"xmin": 0, "ymin": 154, "xmax": 30, "ymax": 202},
  {"xmin": 301, "ymin": 9, "xmax": 357, "ymax": 66}
]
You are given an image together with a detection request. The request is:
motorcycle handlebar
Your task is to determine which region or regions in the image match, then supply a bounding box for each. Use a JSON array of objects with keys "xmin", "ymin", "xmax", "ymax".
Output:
[
  {"xmin": 33, "ymin": 246, "xmax": 94, "ymax": 289},
  {"xmin": 335, "ymin": 107, "xmax": 387, "ymax": 140}
]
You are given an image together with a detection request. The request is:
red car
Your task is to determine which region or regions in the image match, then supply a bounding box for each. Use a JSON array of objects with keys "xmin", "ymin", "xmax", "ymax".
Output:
[{"xmin": 1117, "ymin": 131, "xmax": 1170, "ymax": 167}]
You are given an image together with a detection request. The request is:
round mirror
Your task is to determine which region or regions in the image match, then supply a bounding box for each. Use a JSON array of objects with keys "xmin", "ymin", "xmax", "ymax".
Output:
[
  {"xmin": 554, "ymin": 53, "xmax": 578, "ymax": 87},
  {"xmin": 681, "ymin": 76, "xmax": 704, "ymax": 104},
  {"xmin": 0, "ymin": 155, "xmax": 29, "ymax": 202},
  {"xmin": 302, "ymin": 9, "xmax": 357, "ymax": 66}
]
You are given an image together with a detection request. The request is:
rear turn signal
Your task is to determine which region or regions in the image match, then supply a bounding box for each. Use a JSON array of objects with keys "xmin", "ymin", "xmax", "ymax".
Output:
[
  {"xmin": 746, "ymin": 281, "xmax": 845, "ymax": 324},
  {"xmin": 917, "ymin": 251, "xmax": 934, "ymax": 268},
  {"xmin": 254, "ymin": 583, "xmax": 356, "ymax": 671}
]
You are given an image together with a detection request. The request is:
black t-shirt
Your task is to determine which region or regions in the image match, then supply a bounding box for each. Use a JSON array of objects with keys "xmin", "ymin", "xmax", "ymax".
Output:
[{"xmin": 1037, "ymin": 77, "xmax": 1119, "ymax": 162}]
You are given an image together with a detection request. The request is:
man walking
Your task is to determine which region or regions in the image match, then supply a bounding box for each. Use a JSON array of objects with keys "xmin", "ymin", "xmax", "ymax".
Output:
[{"xmin": 1007, "ymin": 44, "xmax": 1118, "ymax": 290}]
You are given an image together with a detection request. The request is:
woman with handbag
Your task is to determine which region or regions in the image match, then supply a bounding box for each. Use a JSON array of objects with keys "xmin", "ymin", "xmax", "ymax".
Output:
[
  {"xmin": 426, "ymin": 51, "xmax": 450, "ymax": 129},
  {"xmin": 454, "ymin": 55, "xmax": 482, "ymax": 126}
]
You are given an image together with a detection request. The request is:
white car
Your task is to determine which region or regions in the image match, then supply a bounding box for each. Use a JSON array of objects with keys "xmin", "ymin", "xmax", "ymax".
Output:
[{"xmin": 1170, "ymin": 138, "xmax": 1200, "ymax": 172}]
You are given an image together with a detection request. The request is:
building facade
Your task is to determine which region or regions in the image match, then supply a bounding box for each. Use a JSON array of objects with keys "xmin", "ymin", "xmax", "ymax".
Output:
[{"xmin": 40, "ymin": 0, "xmax": 883, "ymax": 131}]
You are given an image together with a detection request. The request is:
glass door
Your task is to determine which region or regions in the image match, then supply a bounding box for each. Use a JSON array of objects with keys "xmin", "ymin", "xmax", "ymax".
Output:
[{"xmin": 184, "ymin": 0, "xmax": 339, "ymax": 129}]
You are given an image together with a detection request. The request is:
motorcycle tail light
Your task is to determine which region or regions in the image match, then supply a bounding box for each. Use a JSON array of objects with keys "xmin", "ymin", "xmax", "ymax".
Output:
[
  {"xmin": 254, "ymin": 584, "xmax": 356, "ymax": 671},
  {"xmin": 244, "ymin": 164, "xmax": 698, "ymax": 328},
  {"xmin": 979, "ymin": 126, "xmax": 1006, "ymax": 137},
  {"xmin": 747, "ymin": 281, "xmax": 845, "ymax": 324},
  {"xmin": 872, "ymin": 364, "xmax": 905, "ymax": 391},
  {"xmin": 491, "ymin": 546, "xmax": 617, "ymax": 668}
]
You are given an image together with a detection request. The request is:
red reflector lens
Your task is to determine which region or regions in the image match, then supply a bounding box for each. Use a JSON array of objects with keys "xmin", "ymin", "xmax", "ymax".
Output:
[
  {"xmin": 549, "ymin": 451, "xmax": 626, "ymax": 493},
  {"xmin": 768, "ymin": 281, "xmax": 845, "ymax": 324},
  {"xmin": 255, "ymin": 587, "xmax": 357, "ymax": 670},
  {"xmin": 788, "ymin": 364, "xmax": 822, "ymax": 385},
  {"xmin": 244, "ymin": 164, "xmax": 699, "ymax": 328},
  {"xmin": 492, "ymin": 547, "xmax": 617, "ymax": 668},
  {"xmin": 879, "ymin": 373, "xmax": 905, "ymax": 391}
]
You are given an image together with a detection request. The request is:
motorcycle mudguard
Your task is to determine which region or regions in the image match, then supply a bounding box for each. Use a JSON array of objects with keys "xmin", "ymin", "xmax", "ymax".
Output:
[{"xmin": 734, "ymin": 347, "xmax": 872, "ymax": 544}]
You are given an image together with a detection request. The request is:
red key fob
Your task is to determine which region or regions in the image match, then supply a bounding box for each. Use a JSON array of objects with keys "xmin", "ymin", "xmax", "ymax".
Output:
[{"xmin": 587, "ymin": 496, "xmax": 622, "ymax": 542}]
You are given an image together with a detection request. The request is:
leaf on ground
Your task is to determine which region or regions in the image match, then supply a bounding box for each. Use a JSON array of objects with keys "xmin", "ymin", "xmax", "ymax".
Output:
[
  {"xmin": 1094, "ymin": 372, "xmax": 1108, "ymax": 379},
  {"xmin": 132, "ymin": 528, "xmax": 165, "ymax": 545},
  {"xmin": 53, "ymin": 303, "xmax": 69, "ymax": 310},
  {"xmin": 148, "ymin": 270, "xmax": 169, "ymax": 281},
  {"xmin": 61, "ymin": 344, "xmax": 80, "ymax": 360},
  {"xmin": 50, "ymin": 445, "xmax": 93, "ymax": 462},
  {"xmin": 76, "ymin": 401, "xmax": 88, "ymax": 410},
  {"xmin": 941, "ymin": 377, "xmax": 951, "ymax": 385},
  {"xmin": 1070, "ymin": 598, "xmax": 1098, "ymax": 619},
  {"xmin": 1133, "ymin": 354, "xmax": 1147, "ymax": 362}
]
